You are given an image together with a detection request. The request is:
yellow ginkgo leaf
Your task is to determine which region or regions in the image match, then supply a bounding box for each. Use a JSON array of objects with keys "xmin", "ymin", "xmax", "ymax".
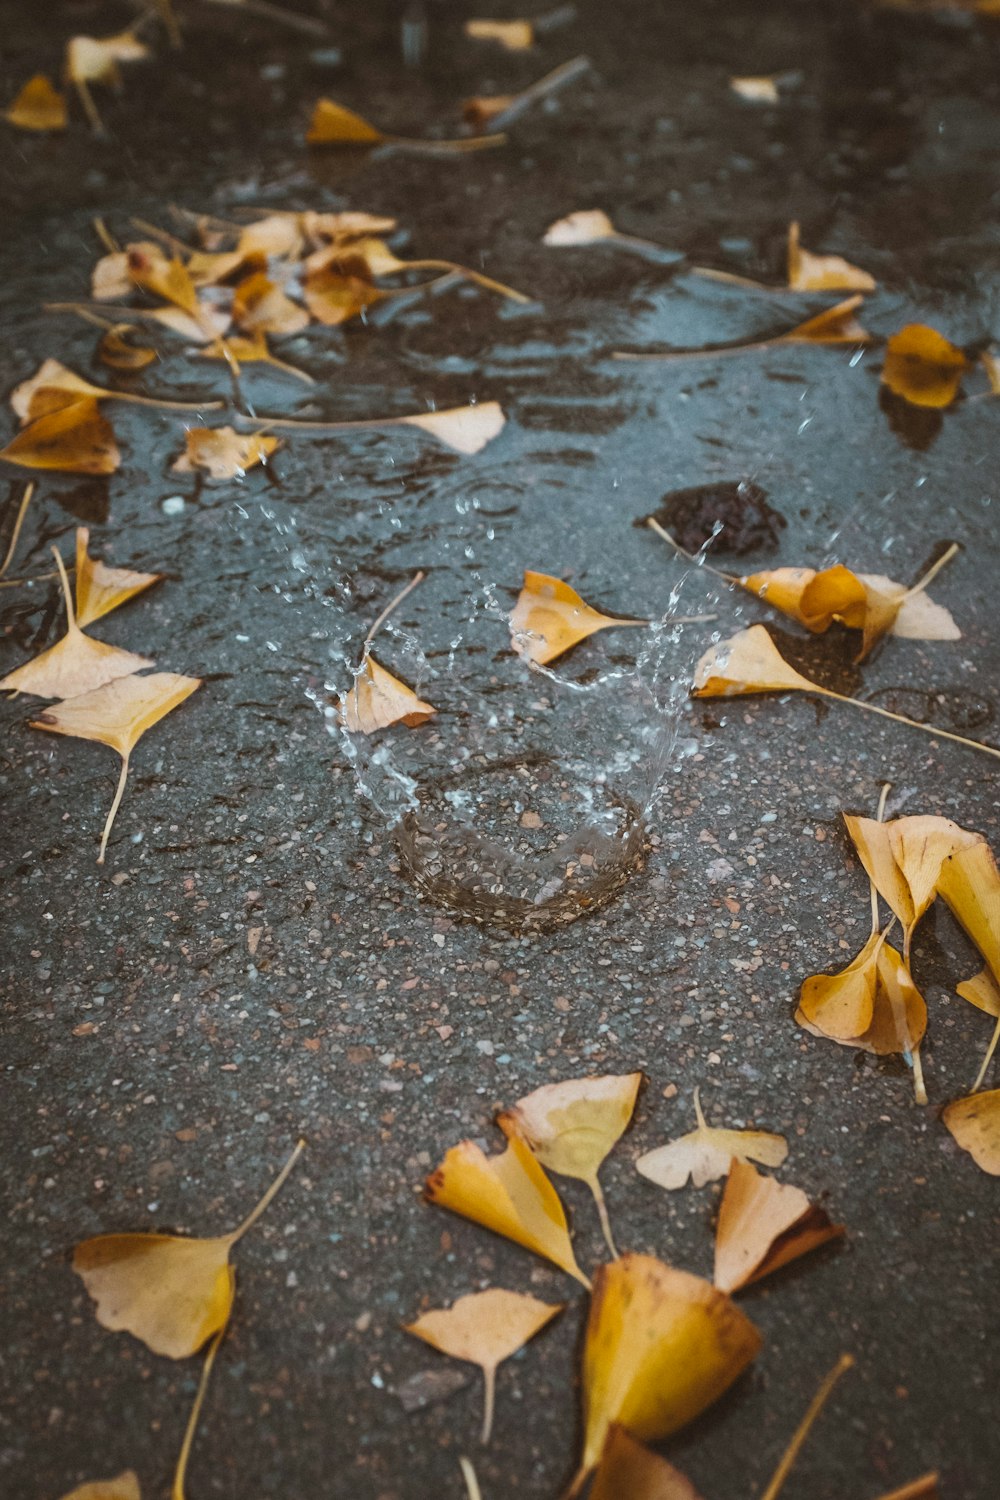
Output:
[
  {"xmin": 957, "ymin": 968, "xmax": 1000, "ymax": 1018},
  {"xmin": 65, "ymin": 30, "xmax": 148, "ymax": 132},
  {"xmin": 4, "ymin": 74, "xmax": 67, "ymax": 132},
  {"xmin": 0, "ymin": 397, "xmax": 120, "ymax": 475},
  {"xmin": 425, "ymin": 1133, "xmax": 589, "ymax": 1286},
  {"xmin": 692, "ymin": 623, "xmax": 815, "ymax": 697},
  {"xmin": 98, "ymin": 324, "xmax": 158, "ymax": 372},
  {"xmin": 232, "ymin": 272, "xmax": 310, "ymax": 335},
  {"xmin": 942, "ymin": 1089, "xmax": 1000, "ymax": 1175},
  {"xmin": 783, "ymin": 294, "xmax": 873, "ymax": 344},
  {"xmin": 786, "ymin": 221, "xmax": 875, "ymax": 292},
  {"xmin": 400, "ymin": 403, "xmax": 506, "ymax": 455},
  {"xmin": 635, "ymin": 1089, "xmax": 787, "ymax": 1190},
  {"xmin": 510, "ymin": 571, "xmax": 647, "ymax": 666},
  {"xmin": 568, "ymin": 1254, "xmax": 761, "ymax": 1493},
  {"xmin": 58, "ymin": 1474, "xmax": 141, "ymax": 1500},
  {"xmin": 543, "ymin": 210, "xmax": 618, "ymax": 246},
  {"xmin": 498, "ymin": 1072, "xmax": 642, "ymax": 1257},
  {"xmin": 75, "ymin": 526, "xmax": 160, "ymax": 627},
  {"xmin": 889, "ymin": 816, "xmax": 986, "ymax": 930},
  {"xmin": 0, "ymin": 546, "xmax": 151, "ymax": 700},
  {"xmin": 10, "ymin": 358, "xmax": 218, "ymax": 424},
  {"xmin": 172, "ymin": 427, "xmax": 280, "ymax": 480},
  {"xmin": 339, "ymin": 654, "xmax": 436, "ymax": 735},
  {"xmin": 881, "ymin": 324, "xmax": 969, "ymax": 408},
  {"xmin": 937, "ymin": 841, "xmax": 1000, "ymax": 1091},
  {"xmin": 843, "ymin": 814, "xmax": 916, "ymax": 929},
  {"xmin": 73, "ymin": 1140, "xmax": 304, "ymax": 1357},
  {"xmin": 713, "ymin": 1158, "xmax": 844, "ymax": 1294},
  {"xmin": 798, "ymin": 928, "xmax": 885, "ymax": 1040},
  {"xmin": 404, "ymin": 1288, "xmax": 563, "ymax": 1442},
  {"xmin": 464, "ymin": 18, "xmax": 535, "ymax": 48},
  {"xmin": 730, "ymin": 75, "xmax": 780, "ymax": 102},
  {"xmin": 301, "ymin": 263, "xmax": 384, "ymax": 326},
  {"xmin": 589, "ymin": 1426, "xmax": 705, "ymax": 1500},
  {"xmin": 306, "ymin": 97, "xmax": 386, "ymax": 145},
  {"xmin": 31, "ymin": 670, "xmax": 200, "ymax": 862}
]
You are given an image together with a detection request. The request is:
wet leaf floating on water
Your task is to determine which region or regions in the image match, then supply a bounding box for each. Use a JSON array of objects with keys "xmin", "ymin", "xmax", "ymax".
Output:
[
  {"xmin": 693, "ymin": 624, "xmax": 1000, "ymax": 760},
  {"xmin": 786, "ymin": 221, "xmax": 876, "ymax": 292},
  {"xmin": 172, "ymin": 426, "xmax": 280, "ymax": 480},
  {"xmin": 199, "ymin": 333, "xmax": 314, "ymax": 385},
  {"xmin": 589, "ymin": 1426, "xmax": 706, "ymax": 1500},
  {"xmin": 881, "ymin": 324, "xmax": 969, "ymax": 408},
  {"xmin": 309, "ymin": 235, "xmax": 530, "ymax": 304},
  {"xmin": 404, "ymin": 1289, "xmax": 563, "ymax": 1443},
  {"xmin": 246, "ymin": 401, "xmax": 506, "ymax": 456},
  {"xmin": 306, "ymin": 97, "xmax": 506, "ymax": 153},
  {"xmin": 10, "ymin": 358, "xmax": 221, "ymax": 421},
  {"xmin": 464, "ymin": 18, "xmax": 535, "ymax": 48},
  {"xmin": 31, "ymin": 670, "xmax": 201, "ymax": 862},
  {"xmin": 0, "ymin": 546, "xmax": 151, "ymax": 700},
  {"xmin": 509, "ymin": 571, "xmax": 647, "ymax": 666},
  {"xmin": 301, "ymin": 262, "xmax": 386, "ymax": 325},
  {"xmin": 942, "ymin": 1089, "xmax": 1000, "ymax": 1175},
  {"xmin": 57, "ymin": 1474, "xmax": 141, "ymax": 1500},
  {"xmin": 65, "ymin": 30, "xmax": 149, "ymax": 133},
  {"xmin": 497, "ymin": 1072, "xmax": 642, "ymax": 1257},
  {"xmin": 4, "ymin": 74, "xmax": 67, "ymax": 131},
  {"xmin": 338, "ymin": 571, "xmax": 436, "ymax": 735},
  {"xmin": 75, "ymin": 527, "xmax": 161, "ymax": 627},
  {"xmin": 636, "ymin": 1089, "xmax": 788, "ymax": 1190},
  {"xmin": 566, "ymin": 1254, "xmax": 761, "ymax": 1495},
  {"xmin": 729, "ymin": 74, "xmax": 780, "ymax": 102},
  {"xmin": 425, "ymin": 1133, "xmax": 590, "ymax": 1287},
  {"xmin": 72, "ymin": 1140, "xmax": 304, "ymax": 1355},
  {"xmin": 0, "ymin": 397, "xmax": 120, "ymax": 476},
  {"xmin": 615, "ymin": 294, "xmax": 872, "ymax": 361},
  {"xmin": 713, "ymin": 1158, "xmax": 844, "ymax": 1295},
  {"xmin": 232, "ymin": 271, "xmax": 310, "ymax": 335}
]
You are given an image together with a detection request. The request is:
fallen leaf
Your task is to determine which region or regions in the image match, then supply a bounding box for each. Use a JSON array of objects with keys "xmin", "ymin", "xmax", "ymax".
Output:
[
  {"xmin": 569, "ymin": 1254, "xmax": 761, "ymax": 1493},
  {"xmin": 981, "ymin": 348, "xmax": 1000, "ymax": 395},
  {"xmin": 10, "ymin": 357, "xmax": 218, "ymax": 421},
  {"xmin": 65, "ymin": 31, "xmax": 148, "ymax": 132},
  {"xmin": 937, "ymin": 841, "xmax": 1000, "ymax": 1090},
  {"xmin": 199, "ymin": 333, "xmax": 313, "ymax": 385},
  {"xmin": 302, "ymin": 263, "xmax": 384, "ymax": 325},
  {"xmin": 509, "ymin": 571, "xmax": 647, "ymax": 666},
  {"xmin": 31, "ymin": 670, "xmax": 200, "ymax": 862},
  {"xmin": 713, "ymin": 1158, "xmax": 844, "ymax": 1294},
  {"xmin": 172, "ymin": 426, "xmax": 279, "ymax": 480},
  {"xmin": 98, "ymin": 324, "xmax": 158, "ymax": 371},
  {"xmin": 404, "ymin": 1288, "xmax": 562, "ymax": 1442},
  {"xmin": 739, "ymin": 564, "xmax": 959, "ymax": 655},
  {"xmin": 783, "ymin": 294, "xmax": 873, "ymax": 344},
  {"xmin": 307, "ymin": 96, "xmax": 505, "ymax": 153},
  {"xmin": 340, "ymin": 655, "xmax": 436, "ymax": 734},
  {"xmin": 843, "ymin": 815, "xmax": 916, "ymax": 931},
  {"xmin": 498, "ymin": 1072, "xmax": 642, "ymax": 1256},
  {"xmin": 589, "ymin": 1426, "xmax": 705, "ymax": 1500},
  {"xmin": 462, "ymin": 93, "xmax": 518, "ymax": 130},
  {"xmin": 464, "ymin": 19, "xmax": 535, "ymax": 49},
  {"xmin": 127, "ymin": 245, "xmax": 202, "ymax": 319},
  {"xmin": 881, "ymin": 324, "xmax": 969, "ymax": 408},
  {"xmin": 309, "ymin": 236, "xmax": 529, "ymax": 304},
  {"xmin": 0, "ymin": 546, "xmax": 150, "ymax": 699},
  {"xmin": 887, "ymin": 816, "xmax": 984, "ymax": 932},
  {"xmin": 730, "ymin": 75, "xmax": 780, "ymax": 102},
  {"xmin": 72, "ymin": 1140, "xmax": 303, "ymax": 1355},
  {"xmin": 75, "ymin": 527, "xmax": 161, "ymax": 627},
  {"xmin": 798, "ymin": 928, "xmax": 886, "ymax": 1040},
  {"xmin": 0, "ymin": 397, "xmax": 119, "ymax": 476},
  {"xmin": 543, "ymin": 209, "xmax": 618, "ymax": 247},
  {"xmin": 425, "ymin": 1133, "xmax": 589, "ymax": 1286},
  {"xmin": 4, "ymin": 74, "xmax": 67, "ymax": 131},
  {"xmin": 956, "ymin": 967, "xmax": 1000, "ymax": 1017},
  {"xmin": 57, "ymin": 1475, "xmax": 141, "ymax": 1500},
  {"xmin": 172, "ymin": 1327, "xmax": 224, "ymax": 1500},
  {"xmin": 635, "ymin": 1089, "xmax": 787, "ymax": 1190},
  {"xmin": 786, "ymin": 221, "xmax": 875, "ymax": 292},
  {"xmin": 232, "ymin": 272, "xmax": 310, "ymax": 335},
  {"xmin": 942, "ymin": 1089, "xmax": 1000, "ymax": 1174},
  {"xmin": 400, "ymin": 402, "xmax": 506, "ymax": 454}
]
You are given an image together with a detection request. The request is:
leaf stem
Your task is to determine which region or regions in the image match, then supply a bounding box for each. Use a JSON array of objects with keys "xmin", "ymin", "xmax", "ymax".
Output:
[
  {"xmin": 365, "ymin": 572, "xmax": 426, "ymax": 648},
  {"xmin": 873, "ymin": 1475, "xmax": 940, "ymax": 1500},
  {"xmin": 460, "ymin": 1458, "xmax": 483, "ymax": 1500},
  {"xmin": 901, "ymin": 541, "xmax": 959, "ymax": 603},
  {"xmin": 50, "ymin": 545, "xmax": 77, "ymax": 632},
  {"xmin": 693, "ymin": 1085, "xmax": 707, "ymax": 1131},
  {"xmin": 172, "ymin": 1328, "xmax": 224, "ymax": 1500},
  {"xmin": 590, "ymin": 1177, "xmax": 618, "ymax": 1259},
  {"xmin": 645, "ymin": 517, "xmax": 739, "ymax": 583},
  {"xmin": 98, "ymin": 753, "xmax": 130, "ymax": 865},
  {"xmin": 0, "ymin": 484, "xmax": 33, "ymax": 580},
  {"xmin": 971, "ymin": 1012, "xmax": 1000, "ymax": 1093},
  {"xmin": 817, "ymin": 686, "xmax": 1000, "ymax": 762},
  {"xmin": 760, "ymin": 1353, "xmax": 855, "ymax": 1500},
  {"xmin": 229, "ymin": 1137, "xmax": 307, "ymax": 1244},
  {"xmin": 384, "ymin": 132, "xmax": 507, "ymax": 155},
  {"xmin": 480, "ymin": 1364, "xmax": 496, "ymax": 1445},
  {"xmin": 486, "ymin": 55, "xmax": 591, "ymax": 131}
]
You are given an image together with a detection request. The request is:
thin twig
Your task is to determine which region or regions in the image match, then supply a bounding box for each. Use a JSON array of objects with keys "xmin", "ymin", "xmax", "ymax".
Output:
[{"xmin": 760, "ymin": 1354, "xmax": 855, "ymax": 1500}]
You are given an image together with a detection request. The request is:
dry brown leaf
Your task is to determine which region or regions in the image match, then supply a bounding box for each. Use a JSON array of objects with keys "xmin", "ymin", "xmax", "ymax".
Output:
[
  {"xmin": 783, "ymin": 294, "xmax": 873, "ymax": 344},
  {"xmin": 589, "ymin": 1426, "xmax": 705, "ymax": 1500},
  {"xmin": 568, "ymin": 1254, "xmax": 761, "ymax": 1494},
  {"xmin": 509, "ymin": 571, "xmax": 647, "ymax": 666},
  {"xmin": 58, "ymin": 1475, "xmax": 141, "ymax": 1500},
  {"xmin": 786, "ymin": 221, "xmax": 875, "ymax": 292},
  {"xmin": 425, "ymin": 1133, "xmax": 589, "ymax": 1286},
  {"xmin": 4, "ymin": 74, "xmax": 67, "ymax": 132},
  {"xmin": 172, "ymin": 426, "xmax": 279, "ymax": 480},
  {"xmin": 98, "ymin": 324, "xmax": 158, "ymax": 372},
  {"xmin": 464, "ymin": 18, "xmax": 535, "ymax": 49},
  {"xmin": 73, "ymin": 1141, "xmax": 303, "ymax": 1355},
  {"xmin": 232, "ymin": 272, "xmax": 310, "ymax": 335},
  {"xmin": 713, "ymin": 1158, "xmax": 844, "ymax": 1294},
  {"xmin": 498, "ymin": 1072, "xmax": 642, "ymax": 1256},
  {"xmin": 75, "ymin": 527, "xmax": 160, "ymax": 627},
  {"xmin": 339, "ymin": 655, "xmax": 435, "ymax": 734},
  {"xmin": 882, "ymin": 324, "xmax": 969, "ymax": 408},
  {"xmin": 404, "ymin": 1288, "xmax": 562, "ymax": 1442},
  {"xmin": 635, "ymin": 1089, "xmax": 788, "ymax": 1190},
  {"xmin": 942, "ymin": 1089, "xmax": 1000, "ymax": 1175},
  {"xmin": 0, "ymin": 546, "xmax": 150, "ymax": 700},
  {"xmin": 730, "ymin": 75, "xmax": 780, "ymax": 102},
  {"xmin": 0, "ymin": 397, "xmax": 120, "ymax": 475}
]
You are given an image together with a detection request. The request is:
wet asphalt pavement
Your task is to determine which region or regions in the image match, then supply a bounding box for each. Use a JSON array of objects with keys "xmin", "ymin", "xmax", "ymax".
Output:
[{"xmin": 2, "ymin": 1, "xmax": 1000, "ymax": 1497}]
